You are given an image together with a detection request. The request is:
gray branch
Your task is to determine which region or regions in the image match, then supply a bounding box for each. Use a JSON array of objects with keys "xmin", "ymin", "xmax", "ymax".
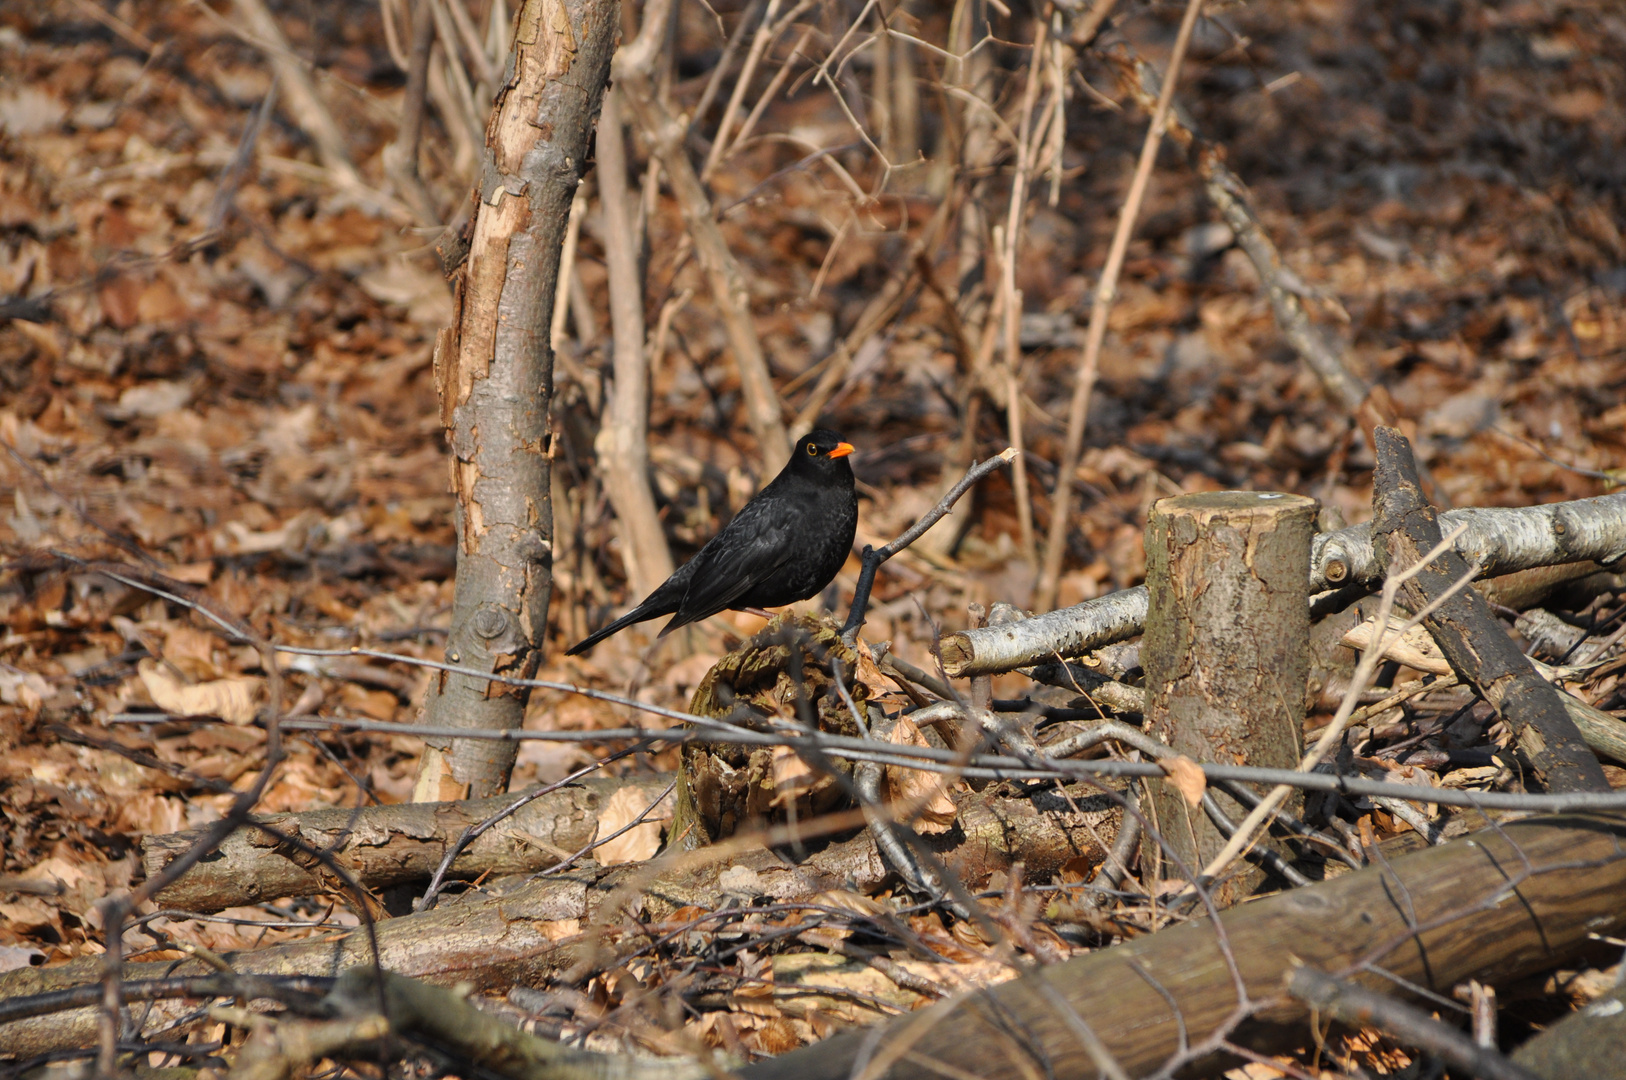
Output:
[{"xmin": 942, "ymin": 491, "xmax": 1626, "ymax": 676}]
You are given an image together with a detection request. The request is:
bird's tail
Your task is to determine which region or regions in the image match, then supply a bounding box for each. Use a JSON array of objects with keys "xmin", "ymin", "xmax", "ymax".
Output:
[{"xmin": 563, "ymin": 604, "xmax": 655, "ymax": 656}]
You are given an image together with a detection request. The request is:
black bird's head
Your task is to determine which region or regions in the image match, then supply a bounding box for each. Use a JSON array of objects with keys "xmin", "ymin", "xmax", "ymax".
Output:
[{"xmin": 791, "ymin": 429, "xmax": 856, "ymax": 480}]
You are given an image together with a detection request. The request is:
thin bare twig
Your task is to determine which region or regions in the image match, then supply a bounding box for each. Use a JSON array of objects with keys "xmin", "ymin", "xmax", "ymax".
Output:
[
  {"xmin": 842, "ymin": 449, "xmax": 1018, "ymax": 640},
  {"xmin": 996, "ymin": 18, "xmax": 1050, "ymax": 565},
  {"xmin": 381, "ymin": 0, "xmax": 439, "ymax": 226},
  {"xmin": 595, "ymin": 86, "xmax": 675, "ymax": 599},
  {"xmin": 614, "ymin": 0, "xmax": 792, "ymax": 465}
]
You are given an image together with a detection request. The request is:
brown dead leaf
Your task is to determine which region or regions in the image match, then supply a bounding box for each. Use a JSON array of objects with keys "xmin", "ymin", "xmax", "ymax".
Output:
[
  {"xmin": 1547, "ymin": 88, "xmax": 1604, "ymax": 122},
  {"xmin": 162, "ymin": 623, "xmax": 224, "ymax": 680},
  {"xmin": 339, "ymin": 683, "xmax": 399, "ymax": 721},
  {"xmin": 591, "ymin": 783, "xmax": 672, "ymax": 866},
  {"xmin": 801, "ymin": 889, "xmax": 887, "ymax": 944},
  {"xmin": 853, "ymin": 637, "xmax": 887, "ymax": 691},
  {"xmin": 0, "ymin": 897, "xmax": 58, "ymax": 935},
  {"xmin": 168, "ymin": 562, "xmax": 215, "ymax": 585},
  {"xmin": 0, "ymin": 669, "xmax": 51, "ymax": 710},
  {"xmin": 883, "ymin": 716, "xmax": 957, "ymax": 833},
  {"xmin": 746, "ymin": 1017, "xmax": 801, "ymax": 1055},
  {"xmin": 1161, "ymin": 754, "xmax": 1207, "ymax": 808},
  {"xmin": 537, "ymin": 918, "xmax": 581, "ymax": 941},
  {"xmin": 98, "ymin": 275, "xmax": 142, "ymax": 329},
  {"xmin": 356, "ymin": 259, "xmax": 454, "ymax": 326},
  {"xmin": 108, "ymin": 792, "xmax": 188, "ymax": 836},
  {"xmin": 19, "ymin": 856, "xmax": 92, "ymax": 895},
  {"xmin": 769, "ymin": 744, "xmax": 821, "ymax": 806},
  {"xmin": 137, "ymin": 658, "xmax": 261, "ymax": 724}
]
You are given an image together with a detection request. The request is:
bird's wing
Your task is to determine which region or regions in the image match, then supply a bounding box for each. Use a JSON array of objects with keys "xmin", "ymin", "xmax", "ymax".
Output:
[{"xmin": 666, "ymin": 498, "xmax": 799, "ymax": 628}]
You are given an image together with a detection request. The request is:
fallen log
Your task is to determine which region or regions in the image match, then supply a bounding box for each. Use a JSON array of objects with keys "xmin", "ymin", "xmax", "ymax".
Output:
[
  {"xmin": 26, "ymin": 808, "xmax": 1620, "ymax": 1079},
  {"xmin": 139, "ymin": 775, "xmax": 675, "ymax": 913},
  {"xmin": 0, "ymin": 782, "xmax": 1117, "ymax": 1057},
  {"xmin": 1511, "ymin": 984, "xmax": 1626, "ymax": 1078},
  {"xmin": 1371, "ymin": 427, "xmax": 1608, "ymax": 794},
  {"xmin": 747, "ymin": 809, "xmax": 1626, "ymax": 1080}
]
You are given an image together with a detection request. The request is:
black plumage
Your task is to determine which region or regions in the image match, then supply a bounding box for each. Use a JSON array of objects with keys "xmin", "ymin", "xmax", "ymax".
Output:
[{"xmin": 565, "ymin": 430, "xmax": 859, "ymax": 655}]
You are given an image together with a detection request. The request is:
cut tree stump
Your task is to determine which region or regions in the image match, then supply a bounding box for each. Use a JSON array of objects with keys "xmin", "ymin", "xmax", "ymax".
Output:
[{"xmin": 1141, "ymin": 490, "xmax": 1318, "ymax": 904}]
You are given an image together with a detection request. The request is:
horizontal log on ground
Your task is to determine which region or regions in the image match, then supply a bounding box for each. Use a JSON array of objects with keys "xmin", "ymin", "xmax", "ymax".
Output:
[
  {"xmin": 747, "ymin": 810, "xmax": 1626, "ymax": 1080},
  {"xmin": 941, "ymin": 492, "xmax": 1626, "ymax": 676},
  {"xmin": 0, "ymin": 783, "xmax": 1117, "ymax": 1058},
  {"xmin": 1315, "ymin": 491, "xmax": 1626, "ymax": 591},
  {"xmin": 140, "ymin": 776, "xmax": 675, "ymax": 913}
]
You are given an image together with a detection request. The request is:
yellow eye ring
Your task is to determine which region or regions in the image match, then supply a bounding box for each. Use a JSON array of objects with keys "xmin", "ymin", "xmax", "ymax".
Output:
[{"xmin": 807, "ymin": 443, "xmax": 818, "ymax": 455}]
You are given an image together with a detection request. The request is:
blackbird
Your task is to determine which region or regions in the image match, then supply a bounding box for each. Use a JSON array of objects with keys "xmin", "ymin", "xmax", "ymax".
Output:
[{"xmin": 566, "ymin": 430, "xmax": 858, "ymax": 655}]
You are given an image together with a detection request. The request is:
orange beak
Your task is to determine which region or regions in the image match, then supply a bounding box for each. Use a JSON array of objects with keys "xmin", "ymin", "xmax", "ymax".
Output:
[{"xmin": 828, "ymin": 442, "xmax": 855, "ymax": 459}]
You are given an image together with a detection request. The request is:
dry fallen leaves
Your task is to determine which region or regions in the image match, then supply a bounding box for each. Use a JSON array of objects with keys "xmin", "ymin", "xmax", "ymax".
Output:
[
  {"xmin": 882, "ymin": 715, "xmax": 958, "ymax": 833},
  {"xmin": 591, "ymin": 783, "xmax": 674, "ymax": 865},
  {"xmin": 136, "ymin": 658, "xmax": 261, "ymax": 725},
  {"xmin": 1161, "ymin": 754, "xmax": 1208, "ymax": 809}
]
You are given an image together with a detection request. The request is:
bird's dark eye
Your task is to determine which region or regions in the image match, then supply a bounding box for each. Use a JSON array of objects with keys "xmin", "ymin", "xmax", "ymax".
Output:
[{"xmin": 807, "ymin": 443, "xmax": 818, "ymax": 455}]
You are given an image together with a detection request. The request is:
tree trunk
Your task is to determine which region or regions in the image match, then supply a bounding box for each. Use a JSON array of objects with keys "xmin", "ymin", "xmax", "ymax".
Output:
[
  {"xmin": 1141, "ymin": 491, "xmax": 1317, "ymax": 904},
  {"xmin": 416, "ymin": 0, "xmax": 621, "ymax": 800}
]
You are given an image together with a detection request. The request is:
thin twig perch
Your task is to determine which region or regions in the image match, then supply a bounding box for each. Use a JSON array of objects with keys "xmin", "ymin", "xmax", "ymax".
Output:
[{"xmin": 842, "ymin": 449, "xmax": 1017, "ymax": 641}]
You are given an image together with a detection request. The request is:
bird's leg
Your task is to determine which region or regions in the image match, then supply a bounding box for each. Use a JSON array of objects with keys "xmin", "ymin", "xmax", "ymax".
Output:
[{"xmin": 742, "ymin": 607, "xmax": 774, "ymax": 619}]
